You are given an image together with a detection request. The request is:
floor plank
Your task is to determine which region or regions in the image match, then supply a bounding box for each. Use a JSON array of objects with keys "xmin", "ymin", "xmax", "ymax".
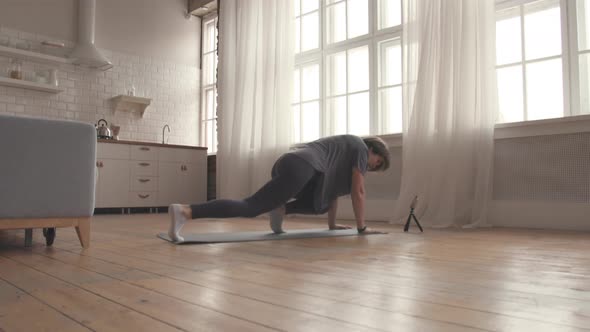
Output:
[
  {"xmin": 0, "ymin": 252, "xmax": 277, "ymax": 332},
  {"xmin": 0, "ymin": 256, "xmax": 182, "ymax": 332},
  {"xmin": 45, "ymin": 242, "xmax": 590, "ymax": 330},
  {"xmin": 1, "ymin": 214, "xmax": 590, "ymax": 331},
  {"xmin": 5, "ymin": 249, "xmax": 380, "ymax": 332},
  {"xmin": 22, "ymin": 247, "xmax": 481, "ymax": 332},
  {"xmin": 0, "ymin": 278, "xmax": 89, "ymax": 332}
]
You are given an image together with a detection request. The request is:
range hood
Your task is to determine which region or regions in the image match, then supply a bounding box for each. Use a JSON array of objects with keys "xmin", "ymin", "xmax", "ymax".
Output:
[{"xmin": 69, "ymin": 0, "xmax": 113, "ymax": 71}]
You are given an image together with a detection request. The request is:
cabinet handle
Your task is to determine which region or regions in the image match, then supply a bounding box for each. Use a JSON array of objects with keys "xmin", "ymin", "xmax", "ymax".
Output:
[
  {"xmin": 139, "ymin": 147, "xmax": 150, "ymax": 151},
  {"xmin": 96, "ymin": 161, "xmax": 103, "ymax": 168},
  {"xmin": 184, "ymin": 165, "xmax": 188, "ymax": 171},
  {"xmin": 139, "ymin": 162, "xmax": 150, "ymax": 167},
  {"xmin": 138, "ymin": 194, "xmax": 150, "ymax": 199},
  {"xmin": 138, "ymin": 179, "xmax": 150, "ymax": 183}
]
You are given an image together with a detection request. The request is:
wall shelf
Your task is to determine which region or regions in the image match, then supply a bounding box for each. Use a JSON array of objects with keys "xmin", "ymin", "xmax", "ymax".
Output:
[
  {"xmin": 0, "ymin": 76, "xmax": 63, "ymax": 93},
  {"xmin": 111, "ymin": 95, "xmax": 152, "ymax": 117},
  {"xmin": 0, "ymin": 45, "xmax": 72, "ymax": 65}
]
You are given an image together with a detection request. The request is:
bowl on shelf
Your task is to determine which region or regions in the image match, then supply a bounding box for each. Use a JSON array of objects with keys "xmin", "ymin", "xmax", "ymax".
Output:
[
  {"xmin": 110, "ymin": 124, "xmax": 121, "ymax": 140},
  {"xmin": 15, "ymin": 41, "xmax": 31, "ymax": 51},
  {"xmin": 0, "ymin": 36, "xmax": 9, "ymax": 47}
]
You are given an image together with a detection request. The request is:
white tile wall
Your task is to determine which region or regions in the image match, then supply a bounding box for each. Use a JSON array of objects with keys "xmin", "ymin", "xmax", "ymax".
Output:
[{"xmin": 0, "ymin": 26, "xmax": 201, "ymax": 146}]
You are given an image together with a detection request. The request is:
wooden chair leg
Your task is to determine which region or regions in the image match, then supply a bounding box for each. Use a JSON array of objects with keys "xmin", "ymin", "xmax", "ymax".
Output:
[
  {"xmin": 24, "ymin": 228, "xmax": 33, "ymax": 247},
  {"xmin": 75, "ymin": 218, "xmax": 91, "ymax": 248}
]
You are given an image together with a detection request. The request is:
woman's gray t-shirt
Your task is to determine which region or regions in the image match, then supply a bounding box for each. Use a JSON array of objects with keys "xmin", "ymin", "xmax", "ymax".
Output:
[{"xmin": 287, "ymin": 135, "xmax": 368, "ymax": 213}]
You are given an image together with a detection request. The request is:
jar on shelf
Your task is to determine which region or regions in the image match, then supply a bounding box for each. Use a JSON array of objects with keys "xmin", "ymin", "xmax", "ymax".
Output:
[
  {"xmin": 35, "ymin": 70, "xmax": 48, "ymax": 84},
  {"xmin": 0, "ymin": 36, "xmax": 9, "ymax": 47},
  {"xmin": 127, "ymin": 84, "xmax": 136, "ymax": 96},
  {"xmin": 48, "ymin": 69, "xmax": 58, "ymax": 86},
  {"xmin": 9, "ymin": 58, "xmax": 22, "ymax": 80}
]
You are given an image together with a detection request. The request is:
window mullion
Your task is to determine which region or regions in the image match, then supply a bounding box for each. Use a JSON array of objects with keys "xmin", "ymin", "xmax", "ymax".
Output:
[
  {"xmin": 300, "ymin": 69, "xmax": 304, "ymax": 141},
  {"xmin": 320, "ymin": 0, "xmax": 326, "ymax": 138},
  {"xmin": 520, "ymin": 4, "xmax": 529, "ymax": 121},
  {"xmin": 370, "ymin": 40, "xmax": 377, "ymax": 135},
  {"xmin": 345, "ymin": 0, "xmax": 349, "ymax": 40},
  {"xmin": 371, "ymin": 0, "xmax": 377, "ymax": 34},
  {"xmin": 346, "ymin": 49, "xmax": 350, "ymax": 133},
  {"xmin": 565, "ymin": 0, "xmax": 580, "ymax": 115},
  {"xmin": 369, "ymin": 0, "xmax": 377, "ymax": 134},
  {"xmin": 560, "ymin": 0, "xmax": 572, "ymax": 117}
]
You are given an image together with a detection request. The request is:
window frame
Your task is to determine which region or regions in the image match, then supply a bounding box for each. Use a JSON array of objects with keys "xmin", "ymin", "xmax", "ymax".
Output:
[
  {"xmin": 200, "ymin": 13, "xmax": 219, "ymax": 154},
  {"xmin": 495, "ymin": 0, "xmax": 585, "ymax": 123},
  {"xmin": 376, "ymin": 35, "xmax": 403, "ymax": 134},
  {"xmin": 293, "ymin": 59, "xmax": 322, "ymax": 142},
  {"xmin": 567, "ymin": 0, "xmax": 583, "ymax": 116},
  {"xmin": 293, "ymin": 0, "xmax": 403, "ymax": 142}
]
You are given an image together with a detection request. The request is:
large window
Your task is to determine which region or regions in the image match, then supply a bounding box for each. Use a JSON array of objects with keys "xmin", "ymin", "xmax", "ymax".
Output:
[
  {"xmin": 495, "ymin": 0, "xmax": 590, "ymax": 123},
  {"xmin": 293, "ymin": 0, "xmax": 402, "ymax": 143},
  {"xmin": 496, "ymin": 0, "xmax": 565, "ymax": 122},
  {"xmin": 207, "ymin": 1, "xmax": 590, "ymax": 152},
  {"xmin": 201, "ymin": 15, "xmax": 218, "ymax": 154}
]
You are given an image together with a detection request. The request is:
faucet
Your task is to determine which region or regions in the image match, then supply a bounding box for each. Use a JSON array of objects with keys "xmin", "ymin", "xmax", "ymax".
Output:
[{"xmin": 162, "ymin": 124, "xmax": 170, "ymax": 144}]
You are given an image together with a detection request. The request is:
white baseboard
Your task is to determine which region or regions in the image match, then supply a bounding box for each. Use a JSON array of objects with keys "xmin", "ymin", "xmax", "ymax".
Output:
[
  {"xmin": 313, "ymin": 198, "xmax": 590, "ymax": 231},
  {"xmin": 488, "ymin": 201, "xmax": 590, "ymax": 231}
]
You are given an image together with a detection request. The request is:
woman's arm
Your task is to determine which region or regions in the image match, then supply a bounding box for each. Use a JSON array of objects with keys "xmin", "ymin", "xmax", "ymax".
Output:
[
  {"xmin": 351, "ymin": 168, "xmax": 366, "ymax": 230},
  {"xmin": 328, "ymin": 199, "xmax": 338, "ymax": 229},
  {"xmin": 327, "ymin": 199, "xmax": 351, "ymax": 230}
]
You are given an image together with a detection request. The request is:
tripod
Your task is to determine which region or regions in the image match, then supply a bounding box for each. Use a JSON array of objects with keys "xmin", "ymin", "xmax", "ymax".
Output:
[{"xmin": 404, "ymin": 196, "xmax": 423, "ymax": 232}]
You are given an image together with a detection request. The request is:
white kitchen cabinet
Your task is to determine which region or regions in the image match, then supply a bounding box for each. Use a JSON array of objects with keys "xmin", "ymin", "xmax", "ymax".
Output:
[
  {"xmin": 157, "ymin": 147, "xmax": 207, "ymax": 206},
  {"xmin": 128, "ymin": 144, "xmax": 158, "ymax": 207},
  {"xmin": 96, "ymin": 143, "xmax": 130, "ymax": 208},
  {"xmin": 129, "ymin": 144, "xmax": 158, "ymax": 161},
  {"xmin": 181, "ymin": 162, "xmax": 206, "ymax": 204},
  {"xmin": 96, "ymin": 159, "xmax": 130, "ymax": 208},
  {"xmin": 157, "ymin": 161, "xmax": 181, "ymax": 205},
  {"xmin": 96, "ymin": 141, "xmax": 207, "ymax": 209}
]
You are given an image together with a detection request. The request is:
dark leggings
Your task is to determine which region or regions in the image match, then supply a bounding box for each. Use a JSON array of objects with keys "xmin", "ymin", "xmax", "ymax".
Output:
[{"xmin": 190, "ymin": 154, "xmax": 320, "ymax": 219}]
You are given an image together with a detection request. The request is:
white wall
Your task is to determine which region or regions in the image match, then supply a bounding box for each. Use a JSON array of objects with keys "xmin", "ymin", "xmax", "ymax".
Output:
[
  {"xmin": 0, "ymin": 0, "xmax": 202, "ymax": 146},
  {"xmin": 0, "ymin": 0, "xmax": 200, "ymax": 66},
  {"xmin": 95, "ymin": 0, "xmax": 200, "ymax": 67},
  {"xmin": 0, "ymin": 0, "xmax": 77, "ymax": 43}
]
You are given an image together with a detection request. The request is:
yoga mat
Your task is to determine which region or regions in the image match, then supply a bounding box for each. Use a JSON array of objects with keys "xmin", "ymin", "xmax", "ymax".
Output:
[{"xmin": 157, "ymin": 228, "xmax": 384, "ymax": 244}]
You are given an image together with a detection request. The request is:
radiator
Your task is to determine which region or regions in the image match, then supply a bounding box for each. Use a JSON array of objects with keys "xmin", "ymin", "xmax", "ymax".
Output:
[{"xmin": 493, "ymin": 132, "xmax": 590, "ymax": 202}]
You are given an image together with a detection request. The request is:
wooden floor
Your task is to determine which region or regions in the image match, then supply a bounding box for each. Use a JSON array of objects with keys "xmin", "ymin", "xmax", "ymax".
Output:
[{"xmin": 1, "ymin": 214, "xmax": 590, "ymax": 332}]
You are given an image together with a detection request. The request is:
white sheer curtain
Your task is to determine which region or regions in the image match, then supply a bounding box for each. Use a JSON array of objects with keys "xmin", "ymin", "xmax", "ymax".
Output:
[
  {"xmin": 216, "ymin": 0, "xmax": 294, "ymax": 199},
  {"xmin": 393, "ymin": 0, "xmax": 497, "ymax": 227}
]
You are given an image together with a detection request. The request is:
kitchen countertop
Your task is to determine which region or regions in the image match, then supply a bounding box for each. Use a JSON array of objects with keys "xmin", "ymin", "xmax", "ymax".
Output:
[{"xmin": 97, "ymin": 138, "xmax": 208, "ymax": 151}]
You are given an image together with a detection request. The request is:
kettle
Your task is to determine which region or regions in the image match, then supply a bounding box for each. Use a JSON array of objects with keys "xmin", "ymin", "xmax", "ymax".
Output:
[{"xmin": 96, "ymin": 119, "xmax": 113, "ymax": 139}]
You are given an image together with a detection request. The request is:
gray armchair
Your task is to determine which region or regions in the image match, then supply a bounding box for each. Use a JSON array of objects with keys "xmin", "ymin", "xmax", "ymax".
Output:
[{"xmin": 0, "ymin": 114, "xmax": 96, "ymax": 247}]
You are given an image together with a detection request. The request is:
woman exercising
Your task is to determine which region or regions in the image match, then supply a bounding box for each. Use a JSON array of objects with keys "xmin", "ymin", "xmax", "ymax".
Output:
[{"xmin": 168, "ymin": 134, "xmax": 391, "ymax": 241}]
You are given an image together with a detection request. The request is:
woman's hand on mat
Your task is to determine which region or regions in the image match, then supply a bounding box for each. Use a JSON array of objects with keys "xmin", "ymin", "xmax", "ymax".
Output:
[
  {"xmin": 329, "ymin": 224, "xmax": 352, "ymax": 230},
  {"xmin": 361, "ymin": 227, "xmax": 382, "ymax": 234}
]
